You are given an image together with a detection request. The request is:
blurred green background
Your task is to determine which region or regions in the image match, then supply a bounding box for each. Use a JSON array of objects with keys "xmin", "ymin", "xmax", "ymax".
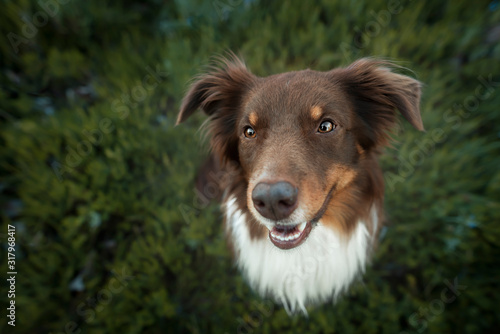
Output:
[{"xmin": 1, "ymin": 0, "xmax": 500, "ymax": 333}]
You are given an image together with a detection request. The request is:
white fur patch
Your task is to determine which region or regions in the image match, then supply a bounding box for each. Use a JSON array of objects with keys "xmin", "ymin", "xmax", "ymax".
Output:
[{"xmin": 224, "ymin": 196, "xmax": 374, "ymax": 315}]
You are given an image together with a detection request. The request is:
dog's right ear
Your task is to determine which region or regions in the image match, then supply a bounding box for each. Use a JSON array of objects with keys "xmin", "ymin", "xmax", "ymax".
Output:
[
  {"xmin": 177, "ymin": 55, "xmax": 256, "ymax": 163},
  {"xmin": 176, "ymin": 55, "xmax": 257, "ymax": 125}
]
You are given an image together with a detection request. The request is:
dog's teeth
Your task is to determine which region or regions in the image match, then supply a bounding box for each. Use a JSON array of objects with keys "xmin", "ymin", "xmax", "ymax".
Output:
[{"xmin": 270, "ymin": 224, "xmax": 308, "ymax": 243}]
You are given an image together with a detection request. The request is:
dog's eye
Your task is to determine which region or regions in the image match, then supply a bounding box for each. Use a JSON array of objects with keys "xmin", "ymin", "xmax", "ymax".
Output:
[
  {"xmin": 318, "ymin": 120, "xmax": 335, "ymax": 133},
  {"xmin": 244, "ymin": 126, "xmax": 256, "ymax": 138}
]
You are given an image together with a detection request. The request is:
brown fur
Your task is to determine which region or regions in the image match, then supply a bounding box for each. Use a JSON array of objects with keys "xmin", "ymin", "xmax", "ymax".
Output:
[{"xmin": 177, "ymin": 54, "xmax": 422, "ymax": 245}]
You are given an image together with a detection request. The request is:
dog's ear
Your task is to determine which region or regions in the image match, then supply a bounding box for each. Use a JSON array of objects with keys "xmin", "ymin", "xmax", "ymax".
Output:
[
  {"xmin": 177, "ymin": 55, "xmax": 256, "ymax": 162},
  {"xmin": 176, "ymin": 55, "xmax": 256, "ymax": 124},
  {"xmin": 335, "ymin": 58, "xmax": 423, "ymax": 149}
]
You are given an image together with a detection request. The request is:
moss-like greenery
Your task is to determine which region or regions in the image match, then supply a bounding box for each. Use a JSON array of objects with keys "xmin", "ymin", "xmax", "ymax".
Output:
[{"xmin": 1, "ymin": 0, "xmax": 499, "ymax": 333}]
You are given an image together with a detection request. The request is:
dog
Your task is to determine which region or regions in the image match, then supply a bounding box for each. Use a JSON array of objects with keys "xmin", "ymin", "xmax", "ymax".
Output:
[{"xmin": 177, "ymin": 54, "xmax": 423, "ymax": 315}]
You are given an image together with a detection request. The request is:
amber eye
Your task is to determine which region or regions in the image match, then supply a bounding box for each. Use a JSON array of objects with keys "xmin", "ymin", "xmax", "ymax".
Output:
[
  {"xmin": 318, "ymin": 120, "xmax": 335, "ymax": 133},
  {"xmin": 244, "ymin": 126, "xmax": 256, "ymax": 138}
]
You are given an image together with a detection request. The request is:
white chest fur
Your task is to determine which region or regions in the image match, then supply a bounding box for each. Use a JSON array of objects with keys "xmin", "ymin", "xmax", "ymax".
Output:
[{"xmin": 224, "ymin": 196, "xmax": 374, "ymax": 315}]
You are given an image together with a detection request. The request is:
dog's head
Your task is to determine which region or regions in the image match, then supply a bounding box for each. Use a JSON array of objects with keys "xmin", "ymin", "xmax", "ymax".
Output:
[{"xmin": 177, "ymin": 55, "xmax": 423, "ymax": 250}]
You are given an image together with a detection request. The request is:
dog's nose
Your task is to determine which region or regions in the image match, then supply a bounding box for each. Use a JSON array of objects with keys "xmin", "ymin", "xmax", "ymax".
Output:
[{"xmin": 252, "ymin": 181, "xmax": 298, "ymax": 220}]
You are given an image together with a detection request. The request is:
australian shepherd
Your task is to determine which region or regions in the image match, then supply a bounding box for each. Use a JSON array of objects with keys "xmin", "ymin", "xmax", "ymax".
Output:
[{"xmin": 177, "ymin": 54, "xmax": 423, "ymax": 315}]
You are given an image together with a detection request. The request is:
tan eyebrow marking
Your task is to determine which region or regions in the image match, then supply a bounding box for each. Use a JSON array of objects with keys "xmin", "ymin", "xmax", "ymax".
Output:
[
  {"xmin": 310, "ymin": 106, "xmax": 323, "ymax": 120},
  {"xmin": 248, "ymin": 112, "xmax": 258, "ymax": 126}
]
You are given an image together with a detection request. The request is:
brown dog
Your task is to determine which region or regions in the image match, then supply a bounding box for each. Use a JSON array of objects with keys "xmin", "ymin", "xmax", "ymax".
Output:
[{"xmin": 177, "ymin": 54, "xmax": 423, "ymax": 314}]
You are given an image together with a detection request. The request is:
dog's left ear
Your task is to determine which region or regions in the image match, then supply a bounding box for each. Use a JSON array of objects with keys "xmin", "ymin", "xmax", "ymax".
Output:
[{"xmin": 334, "ymin": 58, "xmax": 424, "ymax": 149}]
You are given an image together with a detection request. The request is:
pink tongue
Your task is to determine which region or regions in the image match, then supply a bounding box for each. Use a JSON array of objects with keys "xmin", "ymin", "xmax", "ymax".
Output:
[{"xmin": 273, "ymin": 225, "xmax": 298, "ymax": 237}]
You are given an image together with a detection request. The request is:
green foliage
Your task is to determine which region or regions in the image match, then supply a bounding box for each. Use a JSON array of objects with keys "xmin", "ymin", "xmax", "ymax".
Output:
[{"xmin": 1, "ymin": 0, "xmax": 499, "ymax": 333}]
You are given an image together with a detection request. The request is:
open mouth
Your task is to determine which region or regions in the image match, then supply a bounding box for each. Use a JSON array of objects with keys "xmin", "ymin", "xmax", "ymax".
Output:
[{"xmin": 268, "ymin": 222, "xmax": 313, "ymax": 250}]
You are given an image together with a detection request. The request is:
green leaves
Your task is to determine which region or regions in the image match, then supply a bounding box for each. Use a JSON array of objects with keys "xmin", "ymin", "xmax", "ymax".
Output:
[{"xmin": 1, "ymin": 0, "xmax": 499, "ymax": 333}]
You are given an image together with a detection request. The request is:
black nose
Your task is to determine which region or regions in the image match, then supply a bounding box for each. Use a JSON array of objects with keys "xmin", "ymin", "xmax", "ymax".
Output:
[{"xmin": 252, "ymin": 181, "xmax": 298, "ymax": 220}]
